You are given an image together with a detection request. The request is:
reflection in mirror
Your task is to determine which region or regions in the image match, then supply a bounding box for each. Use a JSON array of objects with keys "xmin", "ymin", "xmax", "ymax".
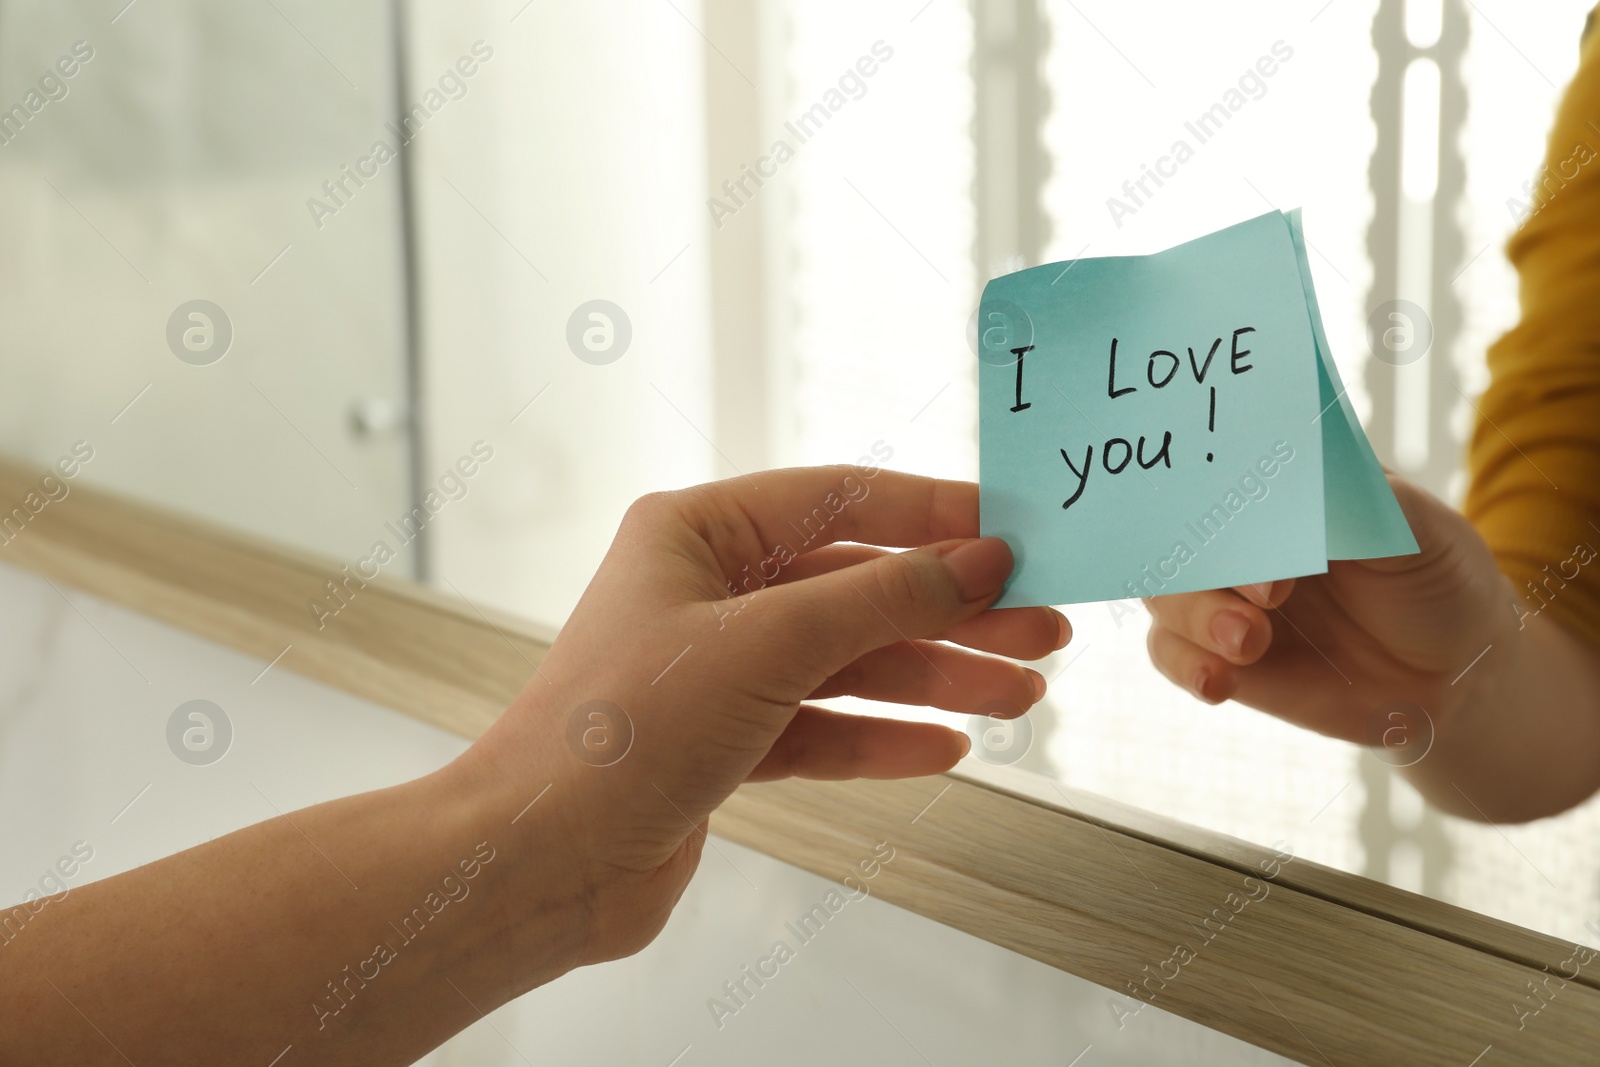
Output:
[{"xmin": 3, "ymin": 0, "xmax": 1600, "ymax": 1062}]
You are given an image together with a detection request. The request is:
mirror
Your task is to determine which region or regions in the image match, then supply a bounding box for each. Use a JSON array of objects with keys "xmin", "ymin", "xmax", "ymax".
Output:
[{"xmin": 2, "ymin": 0, "xmax": 1596, "ymax": 1036}]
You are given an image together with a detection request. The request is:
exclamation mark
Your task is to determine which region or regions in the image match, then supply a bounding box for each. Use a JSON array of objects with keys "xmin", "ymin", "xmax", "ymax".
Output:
[{"xmin": 1206, "ymin": 386, "xmax": 1216, "ymax": 462}]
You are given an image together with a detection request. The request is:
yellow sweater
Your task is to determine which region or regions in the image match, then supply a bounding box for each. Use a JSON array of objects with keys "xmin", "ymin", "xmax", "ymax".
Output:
[{"xmin": 1465, "ymin": 15, "xmax": 1600, "ymax": 645}]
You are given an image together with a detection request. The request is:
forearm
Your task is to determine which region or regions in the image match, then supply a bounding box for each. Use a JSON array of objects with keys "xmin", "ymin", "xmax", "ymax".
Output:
[
  {"xmin": 1405, "ymin": 582, "xmax": 1600, "ymax": 822},
  {"xmin": 0, "ymin": 754, "xmax": 590, "ymax": 1065}
]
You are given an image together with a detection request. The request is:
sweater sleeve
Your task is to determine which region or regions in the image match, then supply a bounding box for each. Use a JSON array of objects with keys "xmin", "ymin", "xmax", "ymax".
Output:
[{"xmin": 1463, "ymin": 13, "xmax": 1600, "ymax": 648}]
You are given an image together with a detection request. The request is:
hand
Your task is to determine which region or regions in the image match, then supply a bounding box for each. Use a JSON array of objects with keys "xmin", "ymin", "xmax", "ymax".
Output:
[
  {"xmin": 0, "ymin": 467, "xmax": 1071, "ymax": 1067},
  {"xmin": 1143, "ymin": 475, "xmax": 1510, "ymax": 746},
  {"xmin": 465, "ymin": 466, "xmax": 1070, "ymax": 966}
]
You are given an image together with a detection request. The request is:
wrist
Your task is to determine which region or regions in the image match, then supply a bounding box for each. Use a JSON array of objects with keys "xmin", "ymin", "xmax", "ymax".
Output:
[
  {"xmin": 1429, "ymin": 572, "xmax": 1522, "ymax": 742},
  {"xmin": 459, "ymin": 684, "xmax": 705, "ymax": 969},
  {"xmin": 424, "ymin": 727, "xmax": 599, "ymax": 998},
  {"xmin": 1394, "ymin": 573, "xmax": 1518, "ymax": 813},
  {"xmin": 1404, "ymin": 570, "xmax": 1600, "ymax": 820}
]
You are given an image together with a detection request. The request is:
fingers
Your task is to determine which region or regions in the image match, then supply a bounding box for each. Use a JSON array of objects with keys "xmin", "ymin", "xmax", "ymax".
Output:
[
  {"xmin": 672, "ymin": 467, "xmax": 977, "ymax": 563},
  {"xmin": 941, "ymin": 607, "xmax": 1070, "ymax": 660},
  {"xmin": 1146, "ymin": 625, "xmax": 1236, "ymax": 704},
  {"xmin": 772, "ymin": 543, "xmax": 885, "ymax": 584},
  {"xmin": 745, "ymin": 706, "xmax": 970, "ymax": 781},
  {"xmin": 808, "ymin": 640, "xmax": 1045, "ymax": 713},
  {"xmin": 772, "ymin": 543, "xmax": 1069, "ymax": 660},
  {"xmin": 1144, "ymin": 588, "xmax": 1275, "ymax": 666},
  {"xmin": 749, "ymin": 536, "xmax": 1014, "ymax": 673}
]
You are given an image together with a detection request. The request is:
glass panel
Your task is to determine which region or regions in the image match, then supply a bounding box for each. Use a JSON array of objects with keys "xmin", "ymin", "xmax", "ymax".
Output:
[
  {"xmin": 1440, "ymin": 0, "xmax": 1600, "ymax": 940},
  {"xmin": 3, "ymin": 1, "xmax": 1597, "ymax": 1059},
  {"xmin": 782, "ymin": 0, "xmax": 978, "ymax": 479},
  {"xmin": 1013, "ymin": 0, "xmax": 1600, "ymax": 947},
  {"xmin": 0, "ymin": 0, "xmax": 416, "ymax": 566}
]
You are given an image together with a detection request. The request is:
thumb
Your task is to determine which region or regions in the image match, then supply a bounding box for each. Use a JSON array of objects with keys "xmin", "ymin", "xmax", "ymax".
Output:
[{"xmin": 748, "ymin": 537, "xmax": 1015, "ymax": 679}]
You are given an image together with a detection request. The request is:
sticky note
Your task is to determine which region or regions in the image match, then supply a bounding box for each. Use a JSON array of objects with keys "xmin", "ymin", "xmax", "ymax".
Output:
[{"xmin": 978, "ymin": 209, "xmax": 1418, "ymax": 608}]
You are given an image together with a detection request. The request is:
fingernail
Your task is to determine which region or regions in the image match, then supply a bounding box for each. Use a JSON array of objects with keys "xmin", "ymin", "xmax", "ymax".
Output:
[
  {"xmin": 1053, "ymin": 611, "xmax": 1072, "ymax": 651},
  {"xmin": 940, "ymin": 538, "xmax": 1014, "ymax": 602},
  {"xmin": 1028, "ymin": 670, "xmax": 1047, "ymax": 703},
  {"xmin": 1193, "ymin": 668, "xmax": 1212, "ymax": 702},
  {"xmin": 1211, "ymin": 611, "xmax": 1250, "ymax": 658}
]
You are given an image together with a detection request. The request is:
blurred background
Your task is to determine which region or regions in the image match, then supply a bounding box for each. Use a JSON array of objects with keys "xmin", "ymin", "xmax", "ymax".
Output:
[{"xmin": 0, "ymin": 0, "xmax": 1596, "ymax": 1062}]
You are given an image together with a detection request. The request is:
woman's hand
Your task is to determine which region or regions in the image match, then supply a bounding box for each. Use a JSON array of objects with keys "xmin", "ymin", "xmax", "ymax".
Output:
[
  {"xmin": 464, "ymin": 466, "xmax": 1069, "ymax": 966},
  {"xmin": 1142, "ymin": 474, "xmax": 1600, "ymax": 821},
  {"xmin": 5, "ymin": 466, "xmax": 1068, "ymax": 1067},
  {"xmin": 1143, "ymin": 476, "xmax": 1504, "ymax": 739}
]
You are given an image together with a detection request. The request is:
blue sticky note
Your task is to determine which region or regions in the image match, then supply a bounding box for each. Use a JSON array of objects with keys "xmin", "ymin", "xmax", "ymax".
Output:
[
  {"xmin": 1283, "ymin": 209, "xmax": 1420, "ymax": 560},
  {"xmin": 979, "ymin": 210, "xmax": 1414, "ymax": 608}
]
